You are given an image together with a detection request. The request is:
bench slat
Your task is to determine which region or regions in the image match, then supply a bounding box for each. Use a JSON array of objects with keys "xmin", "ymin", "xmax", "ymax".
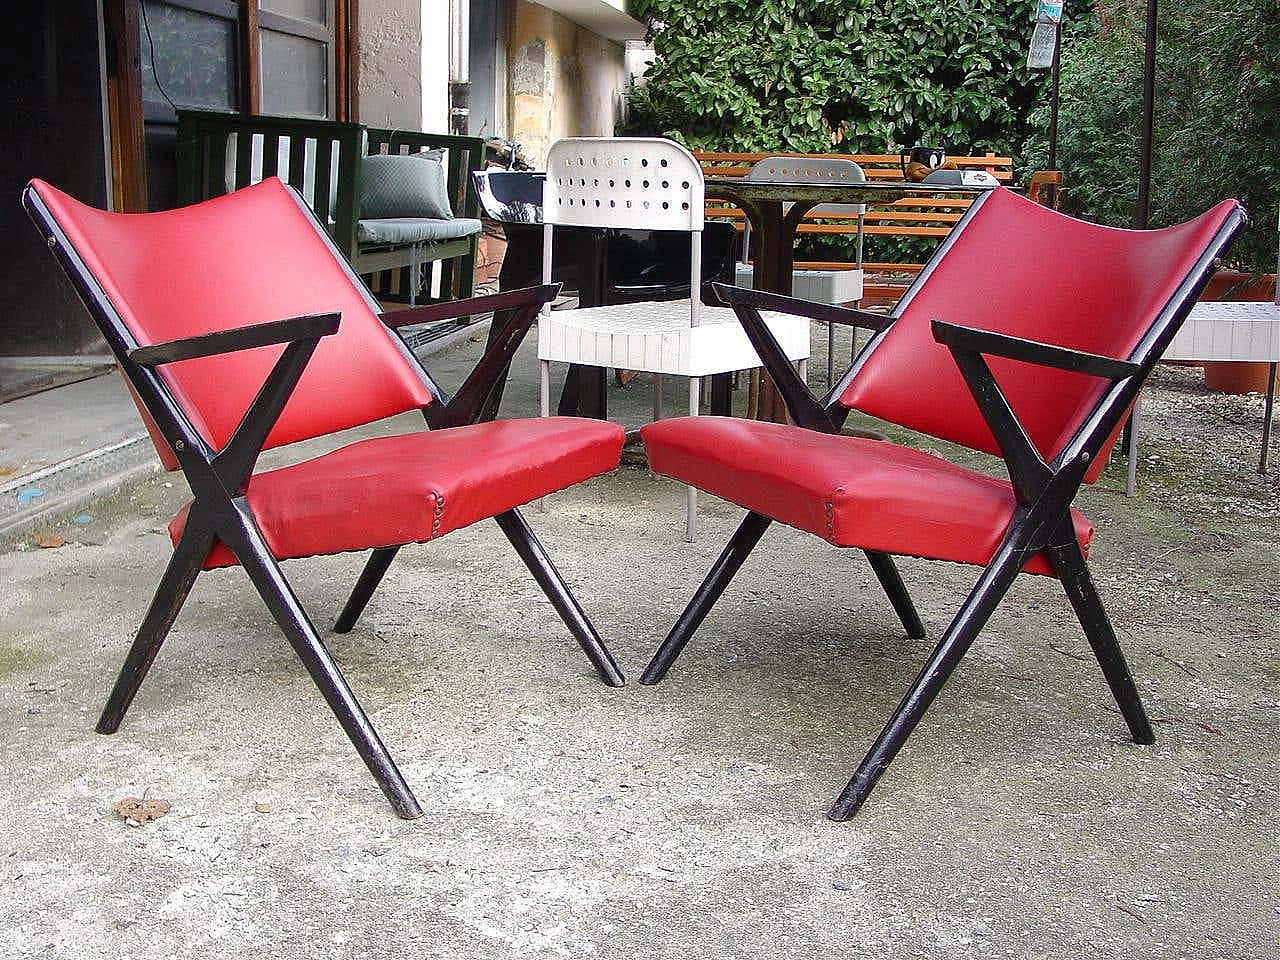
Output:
[{"xmin": 696, "ymin": 149, "xmax": 1036, "ymax": 285}]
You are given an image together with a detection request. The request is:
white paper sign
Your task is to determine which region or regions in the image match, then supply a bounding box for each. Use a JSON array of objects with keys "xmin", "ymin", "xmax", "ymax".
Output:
[{"xmin": 1027, "ymin": 20, "xmax": 1058, "ymax": 69}]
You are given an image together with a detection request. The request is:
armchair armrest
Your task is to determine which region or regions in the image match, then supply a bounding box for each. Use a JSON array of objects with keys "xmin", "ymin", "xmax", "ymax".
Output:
[
  {"xmin": 931, "ymin": 321, "xmax": 1138, "ymax": 380},
  {"xmin": 715, "ymin": 283, "xmax": 836, "ymax": 433},
  {"xmin": 424, "ymin": 284, "xmax": 561, "ymax": 430},
  {"xmin": 380, "ymin": 286, "xmax": 558, "ymax": 330},
  {"xmin": 128, "ymin": 312, "xmax": 341, "ymax": 367},
  {"xmin": 123, "ymin": 311, "xmax": 343, "ymax": 488},
  {"xmin": 931, "ymin": 318, "xmax": 1139, "ymax": 503},
  {"xmin": 714, "ymin": 283, "xmax": 889, "ymax": 332}
]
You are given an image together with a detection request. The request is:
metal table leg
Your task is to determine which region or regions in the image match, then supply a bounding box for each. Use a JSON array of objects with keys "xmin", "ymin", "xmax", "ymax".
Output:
[{"xmin": 1260, "ymin": 361, "xmax": 1276, "ymax": 475}]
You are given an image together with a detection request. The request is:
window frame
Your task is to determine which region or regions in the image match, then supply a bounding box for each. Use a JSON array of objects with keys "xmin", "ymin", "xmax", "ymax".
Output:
[{"xmin": 106, "ymin": 0, "xmax": 356, "ymax": 211}]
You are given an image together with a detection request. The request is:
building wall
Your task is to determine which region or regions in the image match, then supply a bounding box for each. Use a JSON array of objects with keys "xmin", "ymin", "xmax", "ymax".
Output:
[
  {"xmin": 357, "ymin": 0, "xmax": 423, "ymax": 129},
  {"xmin": 508, "ymin": 0, "xmax": 626, "ymax": 165},
  {"xmin": 420, "ymin": 1, "xmax": 450, "ymax": 133}
]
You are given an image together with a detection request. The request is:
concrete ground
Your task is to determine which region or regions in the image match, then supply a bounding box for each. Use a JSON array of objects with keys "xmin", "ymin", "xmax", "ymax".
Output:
[{"xmin": 1, "ymin": 326, "xmax": 1277, "ymax": 959}]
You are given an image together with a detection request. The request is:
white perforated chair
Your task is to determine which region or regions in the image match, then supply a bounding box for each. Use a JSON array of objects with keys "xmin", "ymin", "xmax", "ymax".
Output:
[
  {"xmin": 737, "ymin": 156, "xmax": 867, "ymax": 386},
  {"xmin": 539, "ymin": 137, "xmax": 811, "ymax": 540}
]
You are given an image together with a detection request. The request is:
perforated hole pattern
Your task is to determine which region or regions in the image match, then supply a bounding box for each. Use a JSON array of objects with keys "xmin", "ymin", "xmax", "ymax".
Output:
[
  {"xmin": 543, "ymin": 138, "xmax": 705, "ymax": 230},
  {"xmin": 747, "ymin": 156, "xmax": 868, "ymax": 218}
]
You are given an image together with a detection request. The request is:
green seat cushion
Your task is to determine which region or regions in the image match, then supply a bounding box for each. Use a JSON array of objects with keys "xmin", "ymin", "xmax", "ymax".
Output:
[
  {"xmin": 356, "ymin": 217, "xmax": 482, "ymax": 246},
  {"xmin": 360, "ymin": 152, "xmax": 454, "ymax": 220}
]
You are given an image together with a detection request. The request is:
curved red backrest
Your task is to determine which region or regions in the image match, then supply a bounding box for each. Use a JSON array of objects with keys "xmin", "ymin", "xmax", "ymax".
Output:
[
  {"xmin": 842, "ymin": 188, "xmax": 1239, "ymax": 470},
  {"xmin": 31, "ymin": 178, "xmax": 432, "ymax": 468}
]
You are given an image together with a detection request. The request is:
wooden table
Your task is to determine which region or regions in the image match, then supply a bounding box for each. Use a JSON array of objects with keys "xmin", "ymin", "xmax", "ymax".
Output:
[{"xmin": 704, "ymin": 177, "xmax": 995, "ymax": 420}]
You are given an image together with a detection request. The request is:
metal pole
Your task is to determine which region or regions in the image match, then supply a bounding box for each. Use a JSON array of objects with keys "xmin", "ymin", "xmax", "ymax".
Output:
[
  {"xmin": 1047, "ymin": 20, "xmax": 1062, "ymax": 171},
  {"xmin": 1136, "ymin": 0, "xmax": 1157, "ymax": 229},
  {"xmin": 448, "ymin": 0, "xmax": 471, "ymax": 136}
]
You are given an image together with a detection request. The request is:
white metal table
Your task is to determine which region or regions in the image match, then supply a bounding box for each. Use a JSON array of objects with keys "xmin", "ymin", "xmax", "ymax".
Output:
[{"xmin": 1128, "ymin": 300, "xmax": 1279, "ymax": 487}]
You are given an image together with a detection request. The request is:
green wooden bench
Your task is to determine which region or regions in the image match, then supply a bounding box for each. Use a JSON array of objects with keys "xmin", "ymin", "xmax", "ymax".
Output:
[{"xmin": 176, "ymin": 109, "xmax": 485, "ymax": 303}]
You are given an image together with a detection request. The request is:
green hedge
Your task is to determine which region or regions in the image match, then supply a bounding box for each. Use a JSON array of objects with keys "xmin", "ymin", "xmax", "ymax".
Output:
[
  {"xmin": 624, "ymin": 0, "xmax": 1045, "ymax": 265},
  {"xmin": 626, "ymin": 0, "xmax": 1043, "ymax": 153},
  {"xmin": 1021, "ymin": 0, "xmax": 1279, "ymax": 273},
  {"xmin": 627, "ymin": 0, "xmax": 1278, "ymax": 273}
]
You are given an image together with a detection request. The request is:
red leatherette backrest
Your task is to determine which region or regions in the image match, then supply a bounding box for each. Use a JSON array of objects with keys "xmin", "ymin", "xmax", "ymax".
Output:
[
  {"xmin": 31, "ymin": 178, "xmax": 432, "ymax": 468},
  {"xmin": 842, "ymin": 188, "xmax": 1237, "ymax": 473}
]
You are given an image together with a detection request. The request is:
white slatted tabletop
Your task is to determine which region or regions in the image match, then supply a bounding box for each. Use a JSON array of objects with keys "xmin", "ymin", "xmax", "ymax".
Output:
[
  {"xmin": 1165, "ymin": 300, "xmax": 1280, "ymax": 362},
  {"xmin": 1148, "ymin": 299, "xmax": 1278, "ymax": 476}
]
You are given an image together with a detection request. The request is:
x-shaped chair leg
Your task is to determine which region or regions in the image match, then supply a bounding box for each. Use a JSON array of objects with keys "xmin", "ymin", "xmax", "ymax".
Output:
[
  {"xmin": 828, "ymin": 519, "xmax": 1035, "ymax": 821},
  {"xmin": 1043, "ymin": 522, "xmax": 1155, "ymax": 745},
  {"xmin": 97, "ymin": 514, "xmax": 215, "ymax": 734},
  {"xmin": 220, "ymin": 502, "xmax": 422, "ymax": 818}
]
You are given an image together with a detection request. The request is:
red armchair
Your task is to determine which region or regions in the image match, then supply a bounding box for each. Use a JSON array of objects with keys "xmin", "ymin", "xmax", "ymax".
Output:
[
  {"xmin": 639, "ymin": 187, "xmax": 1246, "ymax": 819},
  {"xmin": 24, "ymin": 177, "xmax": 626, "ymax": 818}
]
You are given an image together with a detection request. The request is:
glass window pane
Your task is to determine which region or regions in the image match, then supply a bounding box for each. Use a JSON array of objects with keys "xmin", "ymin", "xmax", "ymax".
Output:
[
  {"xmin": 139, "ymin": 2, "xmax": 238, "ymax": 115},
  {"xmin": 259, "ymin": 0, "xmax": 328, "ymax": 25},
  {"xmin": 260, "ymin": 30, "xmax": 328, "ymax": 118}
]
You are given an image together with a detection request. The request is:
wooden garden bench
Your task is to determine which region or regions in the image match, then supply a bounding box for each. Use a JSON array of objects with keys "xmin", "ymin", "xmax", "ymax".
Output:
[{"xmin": 695, "ymin": 151, "xmax": 1057, "ymax": 303}]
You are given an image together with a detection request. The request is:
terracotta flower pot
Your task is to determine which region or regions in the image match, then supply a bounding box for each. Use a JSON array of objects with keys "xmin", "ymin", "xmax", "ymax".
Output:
[
  {"xmin": 1203, "ymin": 360, "xmax": 1277, "ymax": 394},
  {"xmin": 1197, "ymin": 270, "xmax": 1277, "ymax": 395},
  {"xmin": 474, "ymin": 233, "xmax": 507, "ymax": 285}
]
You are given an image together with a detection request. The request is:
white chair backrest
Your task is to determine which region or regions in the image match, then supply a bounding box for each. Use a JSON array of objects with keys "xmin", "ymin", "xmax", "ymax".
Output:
[
  {"xmin": 746, "ymin": 156, "xmax": 866, "ymax": 217},
  {"xmin": 542, "ymin": 137, "xmax": 706, "ymax": 325},
  {"xmin": 543, "ymin": 137, "xmax": 705, "ymax": 230}
]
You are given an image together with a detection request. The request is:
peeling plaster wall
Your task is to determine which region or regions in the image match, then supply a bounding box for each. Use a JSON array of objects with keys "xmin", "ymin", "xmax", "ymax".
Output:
[
  {"xmin": 509, "ymin": 1, "xmax": 626, "ymax": 165},
  {"xmin": 358, "ymin": 0, "xmax": 423, "ymax": 129}
]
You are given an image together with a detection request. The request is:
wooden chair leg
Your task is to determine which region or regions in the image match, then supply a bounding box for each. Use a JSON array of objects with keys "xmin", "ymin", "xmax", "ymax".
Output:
[
  {"xmin": 494, "ymin": 509, "xmax": 625, "ymax": 687},
  {"xmin": 864, "ymin": 551, "xmax": 926, "ymax": 639},
  {"xmin": 1043, "ymin": 534, "xmax": 1155, "ymax": 745},
  {"xmin": 223, "ymin": 517, "xmax": 422, "ymax": 819},
  {"xmin": 709, "ymin": 372, "xmax": 732, "ymax": 416},
  {"xmin": 641, "ymin": 511, "xmax": 773, "ymax": 684},
  {"xmin": 828, "ymin": 541, "xmax": 1026, "ymax": 821},
  {"xmin": 334, "ymin": 546, "xmax": 401, "ymax": 634},
  {"xmin": 97, "ymin": 517, "xmax": 214, "ymax": 734}
]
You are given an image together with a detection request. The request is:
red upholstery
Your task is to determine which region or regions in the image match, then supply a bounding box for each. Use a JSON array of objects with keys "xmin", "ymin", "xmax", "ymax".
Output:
[
  {"xmin": 641, "ymin": 418, "xmax": 1092, "ymax": 576},
  {"xmin": 842, "ymin": 189, "xmax": 1241, "ymax": 481},
  {"xmin": 170, "ymin": 418, "xmax": 625, "ymax": 568},
  {"xmin": 30, "ymin": 178, "xmax": 432, "ymax": 470}
]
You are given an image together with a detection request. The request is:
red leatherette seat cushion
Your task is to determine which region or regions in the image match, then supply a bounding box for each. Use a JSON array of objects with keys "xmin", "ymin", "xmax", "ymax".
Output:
[
  {"xmin": 30, "ymin": 178, "xmax": 432, "ymax": 469},
  {"xmin": 641, "ymin": 417, "xmax": 1092, "ymax": 576},
  {"xmin": 841, "ymin": 189, "xmax": 1240, "ymax": 481},
  {"xmin": 170, "ymin": 418, "xmax": 625, "ymax": 568}
]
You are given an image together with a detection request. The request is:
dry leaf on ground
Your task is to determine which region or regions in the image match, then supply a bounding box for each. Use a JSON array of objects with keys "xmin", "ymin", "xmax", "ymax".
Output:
[
  {"xmin": 33, "ymin": 534, "xmax": 66, "ymax": 549},
  {"xmin": 114, "ymin": 797, "xmax": 172, "ymax": 824}
]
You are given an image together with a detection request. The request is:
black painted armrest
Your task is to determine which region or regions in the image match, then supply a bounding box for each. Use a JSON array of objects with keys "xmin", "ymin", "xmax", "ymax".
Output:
[
  {"xmin": 931, "ymin": 320, "xmax": 1139, "ymax": 380},
  {"xmin": 713, "ymin": 283, "xmax": 889, "ymax": 332},
  {"xmin": 425, "ymin": 284, "xmax": 561, "ymax": 429},
  {"xmin": 716, "ymin": 284, "xmax": 835, "ymax": 433},
  {"xmin": 931, "ymin": 318, "xmax": 1140, "ymax": 501},
  {"xmin": 128, "ymin": 312, "xmax": 341, "ymax": 367},
  {"xmin": 381, "ymin": 285, "xmax": 559, "ymax": 330}
]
